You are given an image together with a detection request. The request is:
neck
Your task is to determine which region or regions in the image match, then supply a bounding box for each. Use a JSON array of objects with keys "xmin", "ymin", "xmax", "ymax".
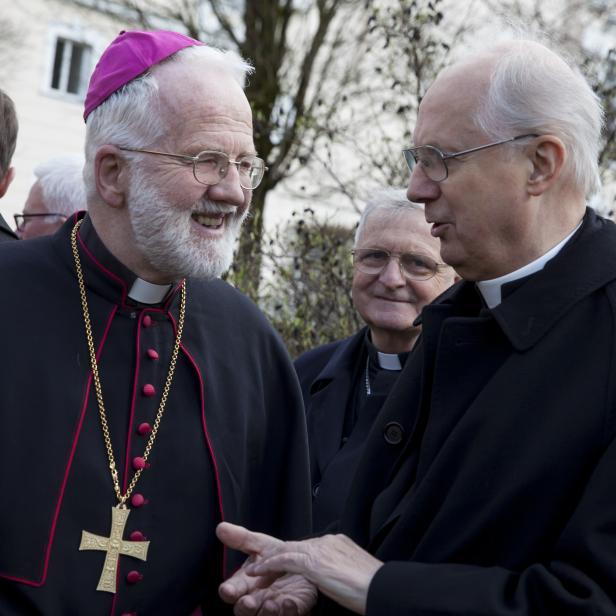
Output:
[
  {"xmin": 89, "ymin": 208, "xmax": 173, "ymax": 284},
  {"xmin": 370, "ymin": 327, "xmax": 420, "ymax": 354}
]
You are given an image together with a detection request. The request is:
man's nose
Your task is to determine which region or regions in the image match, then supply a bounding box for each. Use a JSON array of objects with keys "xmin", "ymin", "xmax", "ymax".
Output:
[
  {"xmin": 206, "ymin": 164, "xmax": 246, "ymax": 207},
  {"xmin": 407, "ymin": 165, "xmax": 441, "ymax": 203},
  {"xmin": 378, "ymin": 257, "xmax": 406, "ymax": 288}
]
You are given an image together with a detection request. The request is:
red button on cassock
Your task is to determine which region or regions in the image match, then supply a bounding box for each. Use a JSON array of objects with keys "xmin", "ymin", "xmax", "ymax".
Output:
[
  {"xmin": 142, "ymin": 384, "xmax": 155, "ymax": 397},
  {"xmin": 126, "ymin": 570, "xmax": 143, "ymax": 584},
  {"xmin": 132, "ymin": 456, "xmax": 146, "ymax": 470},
  {"xmin": 131, "ymin": 493, "xmax": 146, "ymax": 507},
  {"xmin": 137, "ymin": 422, "xmax": 152, "ymax": 436},
  {"xmin": 146, "ymin": 348, "xmax": 159, "ymax": 360},
  {"xmin": 129, "ymin": 530, "xmax": 146, "ymax": 541},
  {"xmin": 142, "ymin": 315, "xmax": 152, "ymax": 327}
]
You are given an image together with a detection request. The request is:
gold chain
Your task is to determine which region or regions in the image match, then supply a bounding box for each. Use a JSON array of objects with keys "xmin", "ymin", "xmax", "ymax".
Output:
[{"xmin": 70, "ymin": 220, "xmax": 186, "ymax": 506}]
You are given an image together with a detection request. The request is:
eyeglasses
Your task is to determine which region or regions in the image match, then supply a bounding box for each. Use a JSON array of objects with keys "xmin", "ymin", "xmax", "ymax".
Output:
[
  {"xmin": 352, "ymin": 248, "xmax": 447, "ymax": 280},
  {"xmin": 119, "ymin": 147, "xmax": 268, "ymax": 190},
  {"xmin": 14, "ymin": 213, "xmax": 67, "ymax": 230},
  {"xmin": 402, "ymin": 134, "xmax": 538, "ymax": 182}
]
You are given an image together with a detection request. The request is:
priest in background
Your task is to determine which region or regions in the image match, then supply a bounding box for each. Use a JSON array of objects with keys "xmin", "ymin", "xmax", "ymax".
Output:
[
  {"xmin": 295, "ymin": 187, "xmax": 456, "ymax": 532},
  {"xmin": 0, "ymin": 30, "xmax": 310, "ymax": 615}
]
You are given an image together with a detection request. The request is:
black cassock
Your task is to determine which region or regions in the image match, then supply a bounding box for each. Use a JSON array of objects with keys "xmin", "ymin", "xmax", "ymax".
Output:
[{"xmin": 0, "ymin": 214, "xmax": 311, "ymax": 615}]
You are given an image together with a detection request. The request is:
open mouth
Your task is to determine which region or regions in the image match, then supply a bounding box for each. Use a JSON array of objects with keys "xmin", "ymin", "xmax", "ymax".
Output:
[{"xmin": 191, "ymin": 212, "xmax": 224, "ymax": 229}]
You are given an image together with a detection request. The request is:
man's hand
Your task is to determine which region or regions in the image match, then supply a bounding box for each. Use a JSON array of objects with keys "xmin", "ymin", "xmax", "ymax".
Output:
[
  {"xmin": 217, "ymin": 524, "xmax": 317, "ymax": 616},
  {"xmin": 217, "ymin": 522, "xmax": 383, "ymax": 615}
]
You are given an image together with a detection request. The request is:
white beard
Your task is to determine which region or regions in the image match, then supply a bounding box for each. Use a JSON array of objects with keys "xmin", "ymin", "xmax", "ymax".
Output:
[{"xmin": 128, "ymin": 167, "xmax": 248, "ymax": 280}]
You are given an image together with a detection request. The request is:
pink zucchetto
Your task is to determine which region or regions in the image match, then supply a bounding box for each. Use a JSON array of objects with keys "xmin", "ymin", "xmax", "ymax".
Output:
[{"xmin": 83, "ymin": 30, "xmax": 204, "ymax": 121}]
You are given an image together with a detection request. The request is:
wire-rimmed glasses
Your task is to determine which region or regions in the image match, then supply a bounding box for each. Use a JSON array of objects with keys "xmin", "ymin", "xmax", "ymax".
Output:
[
  {"xmin": 14, "ymin": 212, "xmax": 67, "ymax": 231},
  {"xmin": 352, "ymin": 248, "xmax": 447, "ymax": 281},
  {"xmin": 403, "ymin": 134, "xmax": 538, "ymax": 182},
  {"xmin": 119, "ymin": 147, "xmax": 267, "ymax": 190}
]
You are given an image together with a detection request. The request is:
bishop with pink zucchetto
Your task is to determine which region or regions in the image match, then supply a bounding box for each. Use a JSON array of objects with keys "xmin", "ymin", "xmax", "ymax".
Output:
[{"xmin": 0, "ymin": 30, "xmax": 310, "ymax": 615}]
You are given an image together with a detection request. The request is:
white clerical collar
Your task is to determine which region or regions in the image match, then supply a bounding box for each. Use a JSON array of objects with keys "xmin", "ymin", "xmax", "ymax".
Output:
[
  {"xmin": 377, "ymin": 352, "xmax": 402, "ymax": 371},
  {"xmin": 128, "ymin": 278, "xmax": 173, "ymax": 305},
  {"xmin": 477, "ymin": 221, "xmax": 583, "ymax": 309}
]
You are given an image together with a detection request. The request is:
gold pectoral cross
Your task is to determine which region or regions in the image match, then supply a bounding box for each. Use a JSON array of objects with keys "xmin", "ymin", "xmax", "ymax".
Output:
[{"xmin": 79, "ymin": 506, "xmax": 150, "ymax": 593}]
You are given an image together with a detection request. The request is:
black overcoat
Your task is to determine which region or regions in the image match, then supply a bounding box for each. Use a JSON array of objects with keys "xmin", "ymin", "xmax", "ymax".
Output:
[
  {"xmin": 0, "ymin": 214, "xmax": 311, "ymax": 615},
  {"xmin": 324, "ymin": 209, "xmax": 616, "ymax": 615},
  {"xmin": 295, "ymin": 328, "xmax": 366, "ymax": 489}
]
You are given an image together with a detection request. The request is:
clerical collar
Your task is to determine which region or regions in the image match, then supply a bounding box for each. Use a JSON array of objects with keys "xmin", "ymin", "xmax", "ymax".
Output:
[
  {"xmin": 365, "ymin": 332, "xmax": 408, "ymax": 371},
  {"xmin": 128, "ymin": 278, "xmax": 173, "ymax": 305},
  {"xmin": 377, "ymin": 352, "xmax": 402, "ymax": 370},
  {"xmin": 477, "ymin": 220, "xmax": 583, "ymax": 309}
]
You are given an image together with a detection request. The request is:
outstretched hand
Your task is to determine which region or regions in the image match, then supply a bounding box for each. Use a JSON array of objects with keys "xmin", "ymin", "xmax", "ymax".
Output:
[
  {"xmin": 217, "ymin": 523, "xmax": 317, "ymax": 616},
  {"xmin": 217, "ymin": 522, "xmax": 383, "ymax": 615}
]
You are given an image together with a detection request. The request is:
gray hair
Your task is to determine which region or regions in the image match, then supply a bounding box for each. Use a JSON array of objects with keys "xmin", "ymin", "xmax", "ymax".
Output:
[
  {"xmin": 474, "ymin": 40, "xmax": 603, "ymax": 198},
  {"xmin": 33, "ymin": 155, "xmax": 86, "ymax": 216},
  {"xmin": 0, "ymin": 88, "xmax": 18, "ymax": 181},
  {"xmin": 84, "ymin": 44, "xmax": 253, "ymax": 197},
  {"xmin": 355, "ymin": 187, "xmax": 424, "ymax": 246}
]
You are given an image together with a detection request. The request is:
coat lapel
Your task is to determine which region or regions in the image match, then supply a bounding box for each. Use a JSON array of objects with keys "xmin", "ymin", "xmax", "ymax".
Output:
[{"xmin": 307, "ymin": 329, "xmax": 367, "ymax": 480}]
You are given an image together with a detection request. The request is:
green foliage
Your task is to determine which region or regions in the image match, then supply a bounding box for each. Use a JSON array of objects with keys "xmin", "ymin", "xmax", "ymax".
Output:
[{"xmin": 227, "ymin": 208, "xmax": 361, "ymax": 358}]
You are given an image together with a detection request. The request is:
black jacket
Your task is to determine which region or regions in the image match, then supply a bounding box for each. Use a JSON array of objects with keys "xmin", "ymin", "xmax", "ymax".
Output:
[
  {"xmin": 0, "ymin": 214, "xmax": 311, "ymax": 615},
  {"xmin": 326, "ymin": 208, "xmax": 616, "ymax": 615}
]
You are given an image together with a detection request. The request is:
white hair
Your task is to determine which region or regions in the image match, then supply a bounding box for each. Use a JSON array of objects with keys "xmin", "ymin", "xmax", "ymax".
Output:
[
  {"xmin": 355, "ymin": 187, "xmax": 424, "ymax": 246},
  {"xmin": 33, "ymin": 155, "xmax": 86, "ymax": 216},
  {"xmin": 83, "ymin": 44, "xmax": 253, "ymax": 197},
  {"xmin": 474, "ymin": 40, "xmax": 604, "ymax": 198}
]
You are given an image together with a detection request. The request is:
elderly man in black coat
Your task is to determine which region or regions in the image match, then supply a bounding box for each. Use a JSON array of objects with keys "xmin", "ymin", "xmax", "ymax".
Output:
[
  {"xmin": 296, "ymin": 188, "xmax": 456, "ymax": 533},
  {"xmin": 0, "ymin": 30, "xmax": 310, "ymax": 615},
  {"xmin": 217, "ymin": 37, "xmax": 616, "ymax": 616}
]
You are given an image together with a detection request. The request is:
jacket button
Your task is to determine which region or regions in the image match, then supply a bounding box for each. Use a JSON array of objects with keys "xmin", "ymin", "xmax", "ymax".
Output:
[
  {"xmin": 129, "ymin": 530, "xmax": 147, "ymax": 541},
  {"xmin": 312, "ymin": 483, "xmax": 320, "ymax": 497},
  {"xmin": 131, "ymin": 493, "xmax": 146, "ymax": 507},
  {"xmin": 132, "ymin": 456, "xmax": 147, "ymax": 470},
  {"xmin": 137, "ymin": 422, "xmax": 152, "ymax": 436},
  {"xmin": 126, "ymin": 570, "xmax": 143, "ymax": 584},
  {"xmin": 383, "ymin": 422, "xmax": 404, "ymax": 445},
  {"xmin": 142, "ymin": 315, "xmax": 153, "ymax": 327},
  {"xmin": 142, "ymin": 384, "xmax": 156, "ymax": 397},
  {"xmin": 146, "ymin": 348, "xmax": 159, "ymax": 360}
]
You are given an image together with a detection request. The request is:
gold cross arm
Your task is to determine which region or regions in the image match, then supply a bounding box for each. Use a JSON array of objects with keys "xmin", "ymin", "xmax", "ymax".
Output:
[{"xmin": 79, "ymin": 506, "xmax": 150, "ymax": 593}]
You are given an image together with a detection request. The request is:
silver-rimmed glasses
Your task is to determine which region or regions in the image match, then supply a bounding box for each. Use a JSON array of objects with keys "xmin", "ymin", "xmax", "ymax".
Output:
[
  {"xmin": 119, "ymin": 147, "xmax": 267, "ymax": 190},
  {"xmin": 403, "ymin": 134, "xmax": 538, "ymax": 182},
  {"xmin": 352, "ymin": 248, "xmax": 447, "ymax": 281},
  {"xmin": 14, "ymin": 212, "xmax": 67, "ymax": 231}
]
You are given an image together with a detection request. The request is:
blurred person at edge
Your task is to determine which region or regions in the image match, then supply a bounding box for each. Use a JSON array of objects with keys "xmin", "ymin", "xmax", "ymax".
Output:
[
  {"xmin": 295, "ymin": 187, "xmax": 456, "ymax": 533},
  {"xmin": 16, "ymin": 155, "xmax": 86, "ymax": 239},
  {"xmin": 0, "ymin": 30, "xmax": 310, "ymax": 615},
  {"xmin": 216, "ymin": 36, "xmax": 616, "ymax": 616},
  {"xmin": 0, "ymin": 88, "xmax": 18, "ymax": 241}
]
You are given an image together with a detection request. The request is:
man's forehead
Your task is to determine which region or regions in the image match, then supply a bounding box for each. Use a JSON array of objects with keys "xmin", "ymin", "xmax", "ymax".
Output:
[{"xmin": 413, "ymin": 58, "xmax": 493, "ymax": 145}]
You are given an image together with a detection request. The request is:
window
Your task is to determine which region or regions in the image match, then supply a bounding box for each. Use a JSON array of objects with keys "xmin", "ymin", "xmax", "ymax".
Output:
[{"xmin": 49, "ymin": 37, "xmax": 92, "ymax": 96}]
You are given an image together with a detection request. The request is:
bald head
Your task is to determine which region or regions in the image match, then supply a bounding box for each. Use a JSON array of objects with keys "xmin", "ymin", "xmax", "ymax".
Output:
[{"xmin": 424, "ymin": 40, "xmax": 602, "ymax": 199}]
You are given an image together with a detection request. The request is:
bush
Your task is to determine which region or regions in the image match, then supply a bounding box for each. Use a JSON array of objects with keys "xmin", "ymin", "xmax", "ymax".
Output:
[{"xmin": 228, "ymin": 208, "xmax": 361, "ymax": 358}]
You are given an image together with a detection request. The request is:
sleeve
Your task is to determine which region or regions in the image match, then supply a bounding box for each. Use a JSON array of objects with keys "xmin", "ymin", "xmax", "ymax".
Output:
[{"xmin": 366, "ymin": 436, "xmax": 616, "ymax": 616}]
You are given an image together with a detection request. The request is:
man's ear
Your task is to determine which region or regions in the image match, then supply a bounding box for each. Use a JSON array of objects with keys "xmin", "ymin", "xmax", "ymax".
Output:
[
  {"xmin": 94, "ymin": 146, "xmax": 128, "ymax": 208},
  {"xmin": 0, "ymin": 166, "xmax": 15, "ymax": 198},
  {"xmin": 527, "ymin": 136, "xmax": 566, "ymax": 197}
]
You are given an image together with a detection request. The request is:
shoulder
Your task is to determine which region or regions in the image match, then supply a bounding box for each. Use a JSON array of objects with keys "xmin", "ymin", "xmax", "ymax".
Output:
[
  {"xmin": 0, "ymin": 235, "xmax": 62, "ymax": 285},
  {"xmin": 185, "ymin": 277, "xmax": 289, "ymax": 352},
  {"xmin": 295, "ymin": 329, "xmax": 365, "ymax": 388}
]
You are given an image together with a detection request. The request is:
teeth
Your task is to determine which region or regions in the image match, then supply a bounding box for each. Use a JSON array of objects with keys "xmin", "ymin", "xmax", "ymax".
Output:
[{"xmin": 192, "ymin": 214, "xmax": 223, "ymax": 228}]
